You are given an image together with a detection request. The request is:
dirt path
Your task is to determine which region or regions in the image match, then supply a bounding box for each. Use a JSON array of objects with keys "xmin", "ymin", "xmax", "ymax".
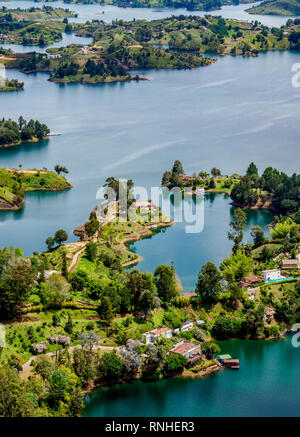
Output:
[{"xmin": 21, "ymin": 343, "xmax": 119, "ymax": 375}]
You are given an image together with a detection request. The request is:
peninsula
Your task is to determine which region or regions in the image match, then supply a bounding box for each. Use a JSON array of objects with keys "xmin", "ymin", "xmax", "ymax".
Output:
[
  {"xmin": 0, "ymin": 167, "xmax": 299, "ymax": 416},
  {"xmin": 0, "ymin": 166, "xmax": 72, "ymax": 210},
  {"xmin": 0, "ymin": 117, "xmax": 50, "ymax": 147},
  {"xmin": 247, "ymin": 0, "xmax": 300, "ymax": 15},
  {"xmin": 0, "ymin": 78, "xmax": 24, "ymax": 91}
]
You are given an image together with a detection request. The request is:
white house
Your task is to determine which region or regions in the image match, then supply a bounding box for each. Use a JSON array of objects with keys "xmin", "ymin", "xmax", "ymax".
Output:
[
  {"xmin": 262, "ymin": 269, "xmax": 282, "ymax": 282},
  {"xmin": 181, "ymin": 321, "xmax": 194, "ymax": 332},
  {"xmin": 141, "ymin": 328, "xmax": 172, "ymax": 345},
  {"xmin": 196, "ymin": 320, "xmax": 205, "ymax": 327}
]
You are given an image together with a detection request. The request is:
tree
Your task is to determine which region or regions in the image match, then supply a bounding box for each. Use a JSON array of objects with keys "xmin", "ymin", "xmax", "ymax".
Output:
[
  {"xmin": 220, "ymin": 250, "xmax": 253, "ymax": 283},
  {"xmin": 201, "ymin": 342, "xmax": 220, "ymax": 359},
  {"xmin": 72, "ymin": 348, "xmax": 96, "ymax": 385},
  {"xmin": 61, "ymin": 252, "xmax": 68, "ymax": 280},
  {"xmin": 64, "ymin": 314, "xmax": 73, "ymax": 335},
  {"xmin": 154, "ymin": 265, "xmax": 178, "ymax": 303},
  {"xmin": 33, "ymin": 355, "xmax": 55, "ymax": 380},
  {"xmin": 85, "ymin": 241, "xmax": 97, "ymax": 261},
  {"xmin": 45, "ymin": 236, "xmax": 55, "ymax": 251},
  {"xmin": 52, "ymin": 313, "xmax": 60, "ymax": 327},
  {"xmin": 211, "ymin": 167, "xmax": 221, "ymax": 178},
  {"xmin": 40, "ymin": 274, "xmax": 70, "ymax": 309},
  {"xmin": 163, "ymin": 353, "xmax": 187, "ymax": 374},
  {"xmin": 246, "ymin": 162, "xmax": 258, "ymax": 178},
  {"xmin": 0, "ymin": 258, "xmax": 36, "ymax": 320},
  {"xmin": 54, "ymin": 229, "xmax": 68, "ymax": 246},
  {"xmin": 98, "ymin": 352, "xmax": 123, "ymax": 381},
  {"xmin": 228, "ymin": 208, "xmax": 247, "ymax": 253},
  {"xmin": 54, "ymin": 165, "xmax": 69, "ymax": 177},
  {"xmin": 48, "ymin": 368, "xmax": 69, "ymax": 408},
  {"xmin": 172, "ymin": 160, "xmax": 184, "ymax": 175},
  {"xmin": 251, "ymin": 225, "xmax": 265, "ymax": 246},
  {"xmin": 138, "ymin": 290, "xmax": 155, "ymax": 319},
  {"xmin": 84, "ymin": 212, "xmax": 99, "ymax": 238},
  {"xmin": 97, "ymin": 296, "xmax": 114, "ymax": 329},
  {"xmin": 0, "ymin": 367, "xmax": 35, "ymax": 416},
  {"xmin": 80, "ymin": 331, "xmax": 100, "ymax": 352},
  {"xmin": 195, "ymin": 262, "xmax": 222, "ymax": 305}
]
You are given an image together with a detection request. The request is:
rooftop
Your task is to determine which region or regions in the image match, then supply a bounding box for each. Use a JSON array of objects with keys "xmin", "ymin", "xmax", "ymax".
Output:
[{"xmin": 171, "ymin": 341, "xmax": 199, "ymax": 355}]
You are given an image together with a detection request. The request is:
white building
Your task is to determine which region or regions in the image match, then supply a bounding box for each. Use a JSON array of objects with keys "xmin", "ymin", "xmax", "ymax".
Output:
[
  {"xmin": 196, "ymin": 187, "xmax": 205, "ymax": 195},
  {"xmin": 262, "ymin": 269, "xmax": 282, "ymax": 282},
  {"xmin": 181, "ymin": 321, "xmax": 194, "ymax": 332},
  {"xmin": 141, "ymin": 328, "xmax": 172, "ymax": 345},
  {"xmin": 196, "ymin": 320, "xmax": 205, "ymax": 327}
]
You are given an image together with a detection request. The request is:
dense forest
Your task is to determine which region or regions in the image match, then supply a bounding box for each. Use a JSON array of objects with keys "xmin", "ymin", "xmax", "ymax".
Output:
[
  {"xmin": 231, "ymin": 162, "xmax": 300, "ymax": 215},
  {"xmin": 0, "ymin": 117, "xmax": 50, "ymax": 146}
]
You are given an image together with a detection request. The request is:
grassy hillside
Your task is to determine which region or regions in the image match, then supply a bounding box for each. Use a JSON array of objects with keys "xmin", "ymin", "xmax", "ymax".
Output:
[
  {"xmin": 247, "ymin": 0, "xmax": 300, "ymax": 15},
  {"xmin": 0, "ymin": 167, "xmax": 72, "ymax": 209}
]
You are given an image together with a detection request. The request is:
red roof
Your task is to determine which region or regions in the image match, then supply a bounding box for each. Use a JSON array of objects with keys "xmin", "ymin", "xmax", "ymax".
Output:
[
  {"xmin": 182, "ymin": 292, "xmax": 197, "ymax": 298},
  {"xmin": 171, "ymin": 341, "xmax": 200, "ymax": 355}
]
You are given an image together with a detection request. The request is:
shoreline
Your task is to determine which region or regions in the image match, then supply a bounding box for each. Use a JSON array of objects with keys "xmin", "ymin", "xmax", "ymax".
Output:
[
  {"xmin": 121, "ymin": 220, "xmax": 174, "ymax": 267},
  {"xmin": 0, "ymin": 135, "xmax": 50, "ymax": 149}
]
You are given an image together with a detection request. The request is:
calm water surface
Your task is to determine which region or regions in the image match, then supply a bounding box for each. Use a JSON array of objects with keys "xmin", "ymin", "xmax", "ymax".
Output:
[
  {"xmin": 1, "ymin": 1, "xmax": 294, "ymax": 27},
  {"xmin": 83, "ymin": 335, "xmax": 300, "ymax": 417},
  {"xmin": 1, "ymin": 2, "xmax": 299, "ymax": 417},
  {"xmin": 1, "ymin": 50, "xmax": 300, "ymax": 259}
]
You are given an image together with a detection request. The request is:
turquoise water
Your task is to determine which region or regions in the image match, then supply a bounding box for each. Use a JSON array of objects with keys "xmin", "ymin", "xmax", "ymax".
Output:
[
  {"xmin": 83, "ymin": 335, "xmax": 300, "ymax": 417},
  {"xmin": 1, "ymin": 50, "xmax": 300, "ymax": 256},
  {"xmin": 1, "ymin": 1, "xmax": 300, "ymax": 417},
  {"xmin": 265, "ymin": 277, "xmax": 294, "ymax": 284},
  {"xmin": 128, "ymin": 194, "xmax": 274, "ymax": 290},
  {"xmin": 2, "ymin": 1, "xmax": 294, "ymax": 28}
]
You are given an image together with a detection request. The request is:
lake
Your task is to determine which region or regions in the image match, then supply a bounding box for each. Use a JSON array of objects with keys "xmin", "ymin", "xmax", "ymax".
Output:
[
  {"xmin": 83, "ymin": 335, "xmax": 300, "ymax": 417},
  {"xmin": 1, "ymin": 1, "xmax": 295, "ymax": 28},
  {"xmin": 1, "ymin": 50, "xmax": 299, "ymax": 259},
  {"xmin": 1, "ymin": 0, "xmax": 300, "ymax": 418}
]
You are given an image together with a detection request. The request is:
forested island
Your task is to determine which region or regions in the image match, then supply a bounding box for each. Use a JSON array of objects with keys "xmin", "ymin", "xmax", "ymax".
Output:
[
  {"xmin": 0, "ymin": 15, "xmax": 67, "ymax": 46},
  {"xmin": 22, "ymin": 0, "xmax": 259, "ymax": 12},
  {"xmin": 0, "ymin": 78, "xmax": 24, "ymax": 91},
  {"xmin": 0, "ymin": 6, "xmax": 78, "ymax": 20},
  {"xmin": 0, "ymin": 117, "xmax": 50, "ymax": 147},
  {"xmin": 0, "ymin": 169, "xmax": 299, "ymax": 416},
  {"xmin": 162, "ymin": 160, "xmax": 300, "ymax": 217},
  {"xmin": 0, "ymin": 166, "xmax": 72, "ymax": 210},
  {"xmin": 247, "ymin": 0, "xmax": 300, "ymax": 16},
  {"xmin": 3, "ymin": 14, "xmax": 300, "ymax": 84}
]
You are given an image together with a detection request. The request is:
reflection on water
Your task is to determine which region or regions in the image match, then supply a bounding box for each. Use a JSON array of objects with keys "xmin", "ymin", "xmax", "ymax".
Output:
[
  {"xmin": 83, "ymin": 336, "xmax": 300, "ymax": 417},
  {"xmin": 128, "ymin": 193, "xmax": 273, "ymax": 290}
]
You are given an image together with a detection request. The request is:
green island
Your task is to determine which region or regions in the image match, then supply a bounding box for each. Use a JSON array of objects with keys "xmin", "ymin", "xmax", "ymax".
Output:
[
  {"xmin": 0, "ymin": 166, "xmax": 72, "ymax": 210},
  {"xmin": 0, "ymin": 16, "xmax": 67, "ymax": 46},
  {"xmin": 11, "ymin": 0, "xmax": 258, "ymax": 12},
  {"xmin": 0, "ymin": 167, "xmax": 299, "ymax": 416},
  {"xmin": 0, "ymin": 6, "xmax": 78, "ymax": 20},
  {"xmin": 2, "ymin": 15, "xmax": 300, "ymax": 84},
  {"xmin": 247, "ymin": 0, "xmax": 300, "ymax": 16},
  {"xmin": 0, "ymin": 116, "xmax": 50, "ymax": 147},
  {"xmin": 0, "ymin": 78, "xmax": 24, "ymax": 91},
  {"xmin": 162, "ymin": 160, "xmax": 300, "ymax": 217}
]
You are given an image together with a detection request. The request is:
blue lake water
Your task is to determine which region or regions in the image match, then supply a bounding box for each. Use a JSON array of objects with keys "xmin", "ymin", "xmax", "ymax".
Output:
[
  {"xmin": 1, "ymin": 1, "xmax": 294, "ymax": 27},
  {"xmin": 83, "ymin": 335, "xmax": 300, "ymax": 417},
  {"xmin": 1, "ymin": 50, "xmax": 300, "ymax": 261},
  {"xmin": 0, "ymin": 0, "xmax": 300, "ymax": 418}
]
